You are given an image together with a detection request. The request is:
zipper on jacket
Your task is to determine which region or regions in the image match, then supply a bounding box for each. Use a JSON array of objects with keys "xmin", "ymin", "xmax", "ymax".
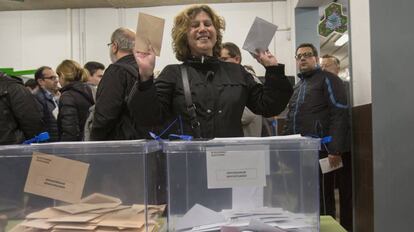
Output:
[{"xmin": 293, "ymin": 80, "xmax": 306, "ymax": 134}]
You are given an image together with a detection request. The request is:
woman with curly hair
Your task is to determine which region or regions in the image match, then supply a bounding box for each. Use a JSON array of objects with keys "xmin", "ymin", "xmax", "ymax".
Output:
[
  {"xmin": 129, "ymin": 4, "xmax": 293, "ymax": 138},
  {"xmin": 56, "ymin": 59, "xmax": 94, "ymax": 141}
]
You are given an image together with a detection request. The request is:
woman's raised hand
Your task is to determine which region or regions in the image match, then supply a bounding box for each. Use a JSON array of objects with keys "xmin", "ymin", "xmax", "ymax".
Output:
[
  {"xmin": 253, "ymin": 49, "xmax": 278, "ymax": 67},
  {"xmin": 134, "ymin": 45, "xmax": 156, "ymax": 81}
]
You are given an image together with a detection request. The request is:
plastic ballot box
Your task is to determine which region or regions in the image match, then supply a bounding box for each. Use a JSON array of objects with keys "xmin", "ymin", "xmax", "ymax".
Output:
[
  {"xmin": 0, "ymin": 140, "xmax": 166, "ymax": 232},
  {"xmin": 163, "ymin": 136, "xmax": 321, "ymax": 232}
]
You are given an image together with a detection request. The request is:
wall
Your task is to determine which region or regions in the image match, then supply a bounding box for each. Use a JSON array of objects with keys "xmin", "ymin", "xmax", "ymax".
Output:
[
  {"xmin": 348, "ymin": 1, "xmax": 374, "ymax": 231},
  {"xmin": 294, "ymin": 7, "xmax": 320, "ymax": 53},
  {"xmin": 0, "ymin": 1, "xmax": 296, "ymax": 77},
  {"xmin": 349, "ymin": 0, "xmax": 371, "ymax": 106},
  {"xmin": 370, "ymin": 0, "xmax": 414, "ymax": 231}
]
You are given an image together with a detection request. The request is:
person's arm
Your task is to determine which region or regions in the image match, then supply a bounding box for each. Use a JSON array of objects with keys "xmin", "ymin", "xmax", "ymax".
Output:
[
  {"xmin": 58, "ymin": 94, "xmax": 79, "ymax": 141},
  {"xmin": 324, "ymin": 74, "xmax": 348, "ymax": 167},
  {"xmin": 128, "ymin": 65, "xmax": 178, "ymax": 126},
  {"xmin": 9, "ymin": 84, "xmax": 44, "ymax": 139},
  {"xmin": 90, "ymin": 65, "xmax": 126, "ymax": 140},
  {"xmin": 134, "ymin": 46, "xmax": 156, "ymax": 82},
  {"xmin": 245, "ymin": 50, "xmax": 293, "ymax": 117}
]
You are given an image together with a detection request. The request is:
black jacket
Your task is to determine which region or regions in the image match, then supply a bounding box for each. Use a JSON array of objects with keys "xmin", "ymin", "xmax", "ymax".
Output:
[
  {"xmin": 33, "ymin": 87, "xmax": 59, "ymax": 142},
  {"xmin": 128, "ymin": 56, "xmax": 293, "ymax": 138},
  {"xmin": 284, "ymin": 68, "xmax": 349, "ymax": 153},
  {"xmin": 90, "ymin": 54, "xmax": 147, "ymax": 140},
  {"xmin": 58, "ymin": 81, "xmax": 94, "ymax": 141},
  {"xmin": 0, "ymin": 73, "xmax": 44, "ymax": 145}
]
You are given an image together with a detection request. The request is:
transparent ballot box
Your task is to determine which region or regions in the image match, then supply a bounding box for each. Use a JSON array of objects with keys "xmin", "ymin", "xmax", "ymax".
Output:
[
  {"xmin": 0, "ymin": 140, "xmax": 166, "ymax": 232},
  {"xmin": 163, "ymin": 136, "xmax": 320, "ymax": 232}
]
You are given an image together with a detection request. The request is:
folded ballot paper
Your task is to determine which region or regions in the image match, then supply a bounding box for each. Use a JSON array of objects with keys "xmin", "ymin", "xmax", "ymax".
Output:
[
  {"xmin": 135, "ymin": 12, "xmax": 165, "ymax": 56},
  {"xmin": 242, "ymin": 17, "xmax": 278, "ymax": 55},
  {"xmin": 175, "ymin": 204, "xmax": 315, "ymax": 232},
  {"xmin": 9, "ymin": 193, "xmax": 166, "ymax": 232}
]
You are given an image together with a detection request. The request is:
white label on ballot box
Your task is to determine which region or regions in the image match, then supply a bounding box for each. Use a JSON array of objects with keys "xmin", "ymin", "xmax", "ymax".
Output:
[{"xmin": 206, "ymin": 146, "xmax": 267, "ymax": 189}]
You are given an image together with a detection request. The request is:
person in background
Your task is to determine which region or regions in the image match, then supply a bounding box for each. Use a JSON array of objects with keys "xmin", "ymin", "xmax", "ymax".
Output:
[
  {"xmin": 84, "ymin": 61, "xmax": 105, "ymax": 101},
  {"xmin": 33, "ymin": 66, "xmax": 60, "ymax": 142},
  {"xmin": 0, "ymin": 72, "xmax": 44, "ymax": 223},
  {"xmin": 0, "ymin": 72, "xmax": 44, "ymax": 145},
  {"xmin": 321, "ymin": 54, "xmax": 340, "ymax": 76},
  {"xmin": 284, "ymin": 43, "xmax": 349, "ymax": 218},
  {"xmin": 321, "ymin": 54, "xmax": 353, "ymax": 231},
  {"xmin": 24, "ymin": 79, "xmax": 39, "ymax": 93},
  {"xmin": 220, "ymin": 42, "xmax": 263, "ymax": 137},
  {"xmin": 56, "ymin": 60, "xmax": 94, "ymax": 141},
  {"xmin": 129, "ymin": 4, "xmax": 293, "ymax": 139},
  {"xmin": 90, "ymin": 27, "xmax": 147, "ymax": 140}
]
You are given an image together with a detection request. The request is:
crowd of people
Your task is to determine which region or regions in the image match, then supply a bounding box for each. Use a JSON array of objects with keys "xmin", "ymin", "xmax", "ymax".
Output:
[{"xmin": 0, "ymin": 4, "xmax": 351, "ymax": 231}]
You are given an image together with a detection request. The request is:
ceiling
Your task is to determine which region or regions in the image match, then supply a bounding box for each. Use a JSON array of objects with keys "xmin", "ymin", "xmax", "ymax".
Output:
[
  {"xmin": 1, "ymin": 0, "xmax": 349, "ymax": 70},
  {"xmin": 0, "ymin": 0, "xmax": 278, "ymax": 11},
  {"xmin": 319, "ymin": 32, "xmax": 349, "ymax": 70},
  {"xmin": 318, "ymin": 0, "xmax": 349, "ymax": 71}
]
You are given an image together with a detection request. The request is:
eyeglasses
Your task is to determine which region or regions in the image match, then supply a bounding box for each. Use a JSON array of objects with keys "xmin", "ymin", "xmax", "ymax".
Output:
[
  {"xmin": 42, "ymin": 76, "xmax": 58, "ymax": 81},
  {"xmin": 107, "ymin": 42, "xmax": 113, "ymax": 47},
  {"xmin": 295, "ymin": 52, "xmax": 314, "ymax": 60}
]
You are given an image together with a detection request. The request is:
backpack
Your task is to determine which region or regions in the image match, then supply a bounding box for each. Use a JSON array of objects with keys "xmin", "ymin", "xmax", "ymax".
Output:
[{"xmin": 83, "ymin": 63, "xmax": 138, "ymax": 141}]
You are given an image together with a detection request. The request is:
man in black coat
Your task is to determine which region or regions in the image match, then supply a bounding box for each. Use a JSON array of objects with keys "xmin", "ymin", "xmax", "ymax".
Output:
[
  {"xmin": 284, "ymin": 43, "xmax": 349, "ymax": 218},
  {"xmin": 0, "ymin": 72, "xmax": 44, "ymax": 219},
  {"xmin": 90, "ymin": 27, "xmax": 146, "ymax": 140},
  {"xmin": 0, "ymin": 72, "xmax": 44, "ymax": 144},
  {"xmin": 321, "ymin": 54, "xmax": 353, "ymax": 231}
]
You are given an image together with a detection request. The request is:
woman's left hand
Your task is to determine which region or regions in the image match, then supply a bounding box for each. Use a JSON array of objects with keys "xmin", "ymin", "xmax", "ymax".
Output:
[{"xmin": 254, "ymin": 50, "xmax": 278, "ymax": 67}]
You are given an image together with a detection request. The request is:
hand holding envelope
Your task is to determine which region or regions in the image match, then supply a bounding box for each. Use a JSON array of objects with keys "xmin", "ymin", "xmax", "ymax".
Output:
[
  {"xmin": 134, "ymin": 13, "xmax": 165, "ymax": 81},
  {"xmin": 134, "ymin": 48, "xmax": 156, "ymax": 81}
]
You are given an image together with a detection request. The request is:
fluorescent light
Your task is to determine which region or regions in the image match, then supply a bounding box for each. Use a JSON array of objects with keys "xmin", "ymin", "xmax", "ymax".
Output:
[{"xmin": 335, "ymin": 33, "xmax": 348, "ymax": 46}]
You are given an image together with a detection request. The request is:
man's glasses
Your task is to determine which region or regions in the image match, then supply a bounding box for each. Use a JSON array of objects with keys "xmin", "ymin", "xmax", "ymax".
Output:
[
  {"xmin": 295, "ymin": 52, "xmax": 314, "ymax": 60},
  {"xmin": 107, "ymin": 42, "xmax": 113, "ymax": 47},
  {"xmin": 42, "ymin": 76, "xmax": 58, "ymax": 81}
]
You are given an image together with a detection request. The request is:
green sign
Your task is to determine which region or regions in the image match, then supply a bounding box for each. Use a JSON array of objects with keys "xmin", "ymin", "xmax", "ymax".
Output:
[
  {"xmin": 318, "ymin": 2, "xmax": 348, "ymax": 37},
  {"xmin": 0, "ymin": 67, "xmax": 36, "ymax": 76}
]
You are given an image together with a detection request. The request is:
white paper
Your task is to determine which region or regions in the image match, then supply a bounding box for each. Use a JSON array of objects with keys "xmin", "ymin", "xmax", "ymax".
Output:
[
  {"xmin": 319, "ymin": 157, "xmax": 343, "ymax": 174},
  {"xmin": 175, "ymin": 204, "xmax": 226, "ymax": 231},
  {"xmin": 232, "ymin": 187, "xmax": 263, "ymax": 210},
  {"xmin": 247, "ymin": 219, "xmax": 286, "ymax": 232},
  {"xmin": 52, "ymin": 107, "xmax": 59, "ymax": 120},
  {"xmin": 206, "ymin": 146, "xmax": 266, "ymax": 189},
  {"xmin": 242, "ymin": 17, "xmax": 278, "ymax": 55}
]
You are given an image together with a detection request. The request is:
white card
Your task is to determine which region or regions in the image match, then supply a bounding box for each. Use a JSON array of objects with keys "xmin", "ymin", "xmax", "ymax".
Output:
[
  {"xmin": 206, "ymin": 146, "xmax": 267, "ymax": 189},
  {"xmin": 319, "ymin": 157, "xmax": 343, "ymax": 174},
  {"xmin": 242, "ymin": 17, "xmax": 278, "ymax": 55}
]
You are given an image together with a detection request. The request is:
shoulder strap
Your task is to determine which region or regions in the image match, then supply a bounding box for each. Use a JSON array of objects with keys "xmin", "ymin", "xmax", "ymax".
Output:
[
  {"xmin": 111, "ymin": 62, "xmax": 138, "ymax": 104},
  {"xmin": 180, "ymin": 65, "xmax": 201, "ymax": 138}
]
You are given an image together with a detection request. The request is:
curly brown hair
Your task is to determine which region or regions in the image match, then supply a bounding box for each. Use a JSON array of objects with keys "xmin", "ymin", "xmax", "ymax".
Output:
[{"xmin": 172, "ymin": 4, "xmax": 225, "ymax": 61}]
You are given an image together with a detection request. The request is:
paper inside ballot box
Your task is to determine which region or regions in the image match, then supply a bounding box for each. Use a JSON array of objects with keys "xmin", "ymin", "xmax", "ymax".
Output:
[
  {"xmin": 8, "ymin": 193, "xmax": 165, "ymax": 232},
  {"xmin": 24, "ymin": 152, "xmax": 89, "ymax": 203}
]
